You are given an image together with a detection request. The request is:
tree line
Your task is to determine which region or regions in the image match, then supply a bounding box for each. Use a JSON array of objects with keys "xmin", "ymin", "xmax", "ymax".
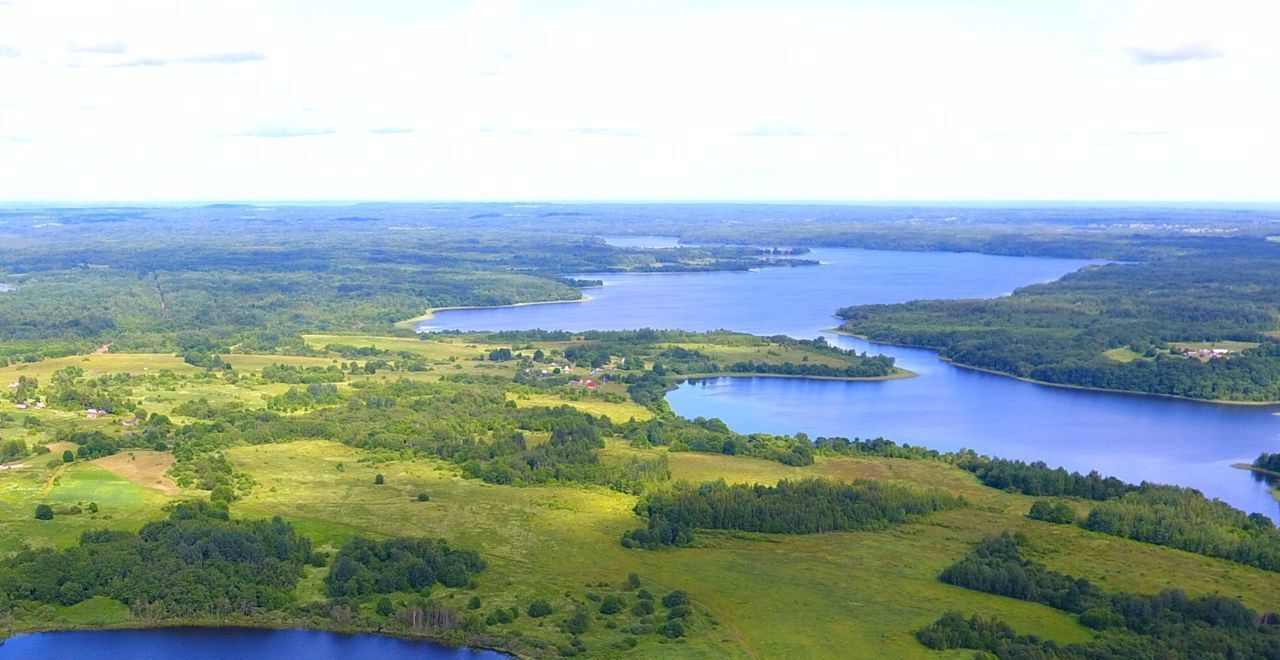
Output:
[
  {"xmin": 955, "ymin": 454, "xmax": 1280, "ymax": 573},
  {"xmin": 0, "ymin": 501, "xmax": 318, "ymax": 618},
  {"xmin": 1254, "ymin": 452, "xmax": 1280, "ymax": 474},
  {"xmin": 621, "ymin": 478, "xmax": 962, "ymax": 548},
  {"xmin": 920, "ymin": 532, "xmax": 1280, "ymax": 658}
]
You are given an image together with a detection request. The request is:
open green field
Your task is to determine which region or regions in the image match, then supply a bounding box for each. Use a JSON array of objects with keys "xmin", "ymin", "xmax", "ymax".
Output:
[
  {"xmin": 0, "ymin": 460, "xmax": 171, "ymax": 553},
  {"xmin": 222, "ymin": 441, "xmax": 1100, "ymax": 658},
  {"xmin": 1101, "ymin": 347, "xmax": 1146, "ymax": 363},
  {"xmin": 8, "ymin": 428, "xmax": 1280, "ymax": 655},
  {"xmin": 508, "ymin": 392, "xmax": 654, "ymax": 423},
  {"xmin": 302, "ymin": 334, "xmax": 490, "ymax": 361},
  {"xmin": 5, "ymin": 347, "xmax": 1280, "ymax": 657},
  {"xmin": 0, "ymin": 352, "xmax": 196, "ymax": 382},
  {"xmin": 221, "ymin": 354, "xmax": 347, "ymax": 371}
]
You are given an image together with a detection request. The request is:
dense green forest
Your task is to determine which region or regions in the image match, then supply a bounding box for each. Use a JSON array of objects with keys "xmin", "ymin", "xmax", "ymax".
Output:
[
  {"xmin": 325, "ymin": 537, "xmax": 487, "ymax": 597},
  {"xmin": 0, "ymin": 501, "xmax": 320, "ymax": 617},
  {"xmin": 939, "ymin": 533, "xmax": 1106, "ymax": 613},
  {"xmin": 620, "ymin": 478, "xmax": 961, "ymax": 548},
  {"xmin": 957, "ymin": 456, "xmax": 1136, "ymax": 501}
]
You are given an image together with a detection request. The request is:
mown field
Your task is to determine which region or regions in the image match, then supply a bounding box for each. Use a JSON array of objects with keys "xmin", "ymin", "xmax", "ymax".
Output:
[{"xmin": 4, "ymin": 346, "xmax": 1280, "ymax": 657}]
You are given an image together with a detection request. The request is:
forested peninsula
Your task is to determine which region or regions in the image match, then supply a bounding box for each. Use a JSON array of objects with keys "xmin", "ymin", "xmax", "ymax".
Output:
[{"xmin": 838, "ymin": 241, "xmax": 1280, "ymax": 402}]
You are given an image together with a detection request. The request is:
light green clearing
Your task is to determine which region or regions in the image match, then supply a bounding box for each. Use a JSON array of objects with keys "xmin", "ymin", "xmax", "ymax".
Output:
[{"xmin": 1102, "ymin": 347, "xmax": 1146, "ymax": 363}]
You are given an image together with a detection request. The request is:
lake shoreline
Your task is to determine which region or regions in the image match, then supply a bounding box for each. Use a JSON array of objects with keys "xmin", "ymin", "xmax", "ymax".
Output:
[
  {"xmin": 1232, "ymin": 463, "xmax": 1280, "ymax": 501},
  {"xmin": 672, "ymin": 368, "xmax": 916, "ymax": 384},
  {"xmin": 938, "ymin": 356, "xmax": 1280, "ymax": 407},
  {"xmin": 0, "ymin": 620, "xmax": 510, "ymax": 657},
  {"xmin": 396, "ymin": 296, "xmax": 591, "ymax": 330},
  {"xmin": 1232, "ymin": 463, "xmax": 1280, "ymax": 479},
  {"xmin": 825, "ymin": 329, "xmax": 1280, "ymax": 407}
]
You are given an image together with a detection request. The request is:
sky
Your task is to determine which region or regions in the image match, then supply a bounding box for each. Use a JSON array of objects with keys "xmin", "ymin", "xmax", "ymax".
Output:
[{"xmin": 1, "ymin": 0, "xmax": 1277, "ymax": 202}]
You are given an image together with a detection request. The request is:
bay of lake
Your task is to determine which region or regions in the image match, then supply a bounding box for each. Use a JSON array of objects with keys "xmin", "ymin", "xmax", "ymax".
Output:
[{"xmin": 424, "ymin": 239, "xmax": 1280, "ymax": 516}]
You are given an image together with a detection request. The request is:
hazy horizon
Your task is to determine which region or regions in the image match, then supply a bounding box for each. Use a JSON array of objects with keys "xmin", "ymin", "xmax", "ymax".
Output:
[{"xmin": 3, "ymin": 199, "xmax": 1280, "ymax": 209}]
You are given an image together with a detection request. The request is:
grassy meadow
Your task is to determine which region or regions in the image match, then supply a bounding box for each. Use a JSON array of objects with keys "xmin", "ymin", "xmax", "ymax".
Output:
[{"xmin": 4, "ymin": 342, "xmax": 1280, "ymax": 657}]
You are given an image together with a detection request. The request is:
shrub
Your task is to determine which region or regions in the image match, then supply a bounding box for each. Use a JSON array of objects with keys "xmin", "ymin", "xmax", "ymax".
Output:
[
  {"xmin": 1027, "ymin": 500, "xmax": 1076, "ymax": 524},
  {"xmin": 661, "ymin": 590, "xmax": 689, "ymax": 608},
  {"xmin": 416, "ymin": 491, "xmax": 430, "ymax": 502},
  {"xmin": 34, "ymin": 504, "xmax": 54, "ymax": 520},
  {"xmin": 660, "ymin": 620, "xmax": 685, "ymax": 638},
  {"xmin": 485, "ymin": 609, "xmax": 513, "ymax": 625},
  {"xmin": 563, "ymin": 608, "xmax": 590, "ymax": 635},
  {"xmin": 599, "ymin": 594, "xmax": 625, "ymax": 615},
  {"xmin": 527, "ymin": 599, "xmax": 553, "ymax": 618},
  {"xmin": 210, "ymin": 485, "xmax": 236, "ymax": 504},
  {"xmin": 374, "ymin": 473, "xmax": 384, "ymax": 485}
]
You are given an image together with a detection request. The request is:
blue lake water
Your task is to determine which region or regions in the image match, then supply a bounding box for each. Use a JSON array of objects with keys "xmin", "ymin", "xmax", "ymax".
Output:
[
  {"xmin": 0, "ymin": 628, "xmax": 506, "ymax": 660},
  {"xmin": 599, "ymin": 235, "xmax": 683, "ymax": 249},
  {"xmin": 418, "ymin": 247, "xmax": 1102, "ymax": 337},
  {"xmin": 425, "ymin": 244, "xmax": 1280, "ymax": 516}
]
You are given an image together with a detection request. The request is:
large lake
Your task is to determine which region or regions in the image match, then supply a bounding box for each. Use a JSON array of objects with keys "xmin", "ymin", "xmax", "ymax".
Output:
[
  {"xmin": 425, "ymin": 240, "xmax": 1280, "ymax": 516},
  {"xmin": 0, "ymin": 628, "xmax": 506, "ymax": 659}
]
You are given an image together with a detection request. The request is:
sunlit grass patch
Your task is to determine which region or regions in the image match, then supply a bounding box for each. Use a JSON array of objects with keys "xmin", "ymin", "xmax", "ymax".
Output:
[{"xmin": 506, "ymin": 391, "xmax": 653, "ymax": 422}]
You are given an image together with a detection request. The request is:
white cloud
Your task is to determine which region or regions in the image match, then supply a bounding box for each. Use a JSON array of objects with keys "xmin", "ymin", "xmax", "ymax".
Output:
[
  {"xmin": 67, "ymin": 42, "xmax": 129, "ymax": 55},
  {"xmin": 1126, "ymin": 42, "xmax": 1222, "ymax": 65},
  {"xmin": 1109, "ymin": 0, "xmax": 1280, "ymax": 63},
  {"xmin": 111, "ymin": 51, "xmax": 265, "ymax": 67},
  {"xmin": 0, "ymin": 0, "xmax": 1277, "ymax": 200}
]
